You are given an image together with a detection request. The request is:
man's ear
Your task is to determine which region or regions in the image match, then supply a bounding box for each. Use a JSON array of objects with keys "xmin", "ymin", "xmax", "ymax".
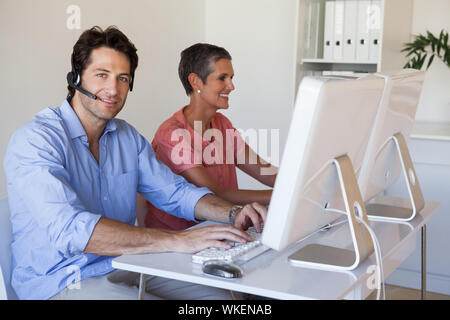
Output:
[{"xmin": 188, "ymin": 73, "xmax": 203, "ymax": 92}]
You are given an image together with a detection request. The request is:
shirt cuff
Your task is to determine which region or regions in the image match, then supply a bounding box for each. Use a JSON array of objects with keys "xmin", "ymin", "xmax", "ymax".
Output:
[
  {"xmin": 184, "ymin": 187, "xmax": 213, "ymax": 223},
  {"xmin": 69, "ymin": 212, "xmax": 103, "ymax": 256}
]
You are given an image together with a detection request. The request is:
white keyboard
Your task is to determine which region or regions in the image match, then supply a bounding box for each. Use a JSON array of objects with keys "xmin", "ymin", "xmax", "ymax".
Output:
[{"xmin": 192, "ymin": 227, "xmax": 269, "ymax": 264}]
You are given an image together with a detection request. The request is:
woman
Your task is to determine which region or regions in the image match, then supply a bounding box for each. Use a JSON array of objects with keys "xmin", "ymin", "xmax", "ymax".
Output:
[{"xmin": 137, "ymin": 43, "xmax": 277, "ymax": 230}]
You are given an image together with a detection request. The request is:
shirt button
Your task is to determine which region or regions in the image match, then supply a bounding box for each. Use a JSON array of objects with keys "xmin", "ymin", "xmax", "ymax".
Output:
[{"xmin": 104, "ymin": 196, "xmax": 108, "ymax": 201}]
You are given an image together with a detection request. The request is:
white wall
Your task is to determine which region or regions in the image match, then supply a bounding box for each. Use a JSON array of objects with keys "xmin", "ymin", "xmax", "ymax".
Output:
[
  {"xmin": 205, "ymin": 0, "xmax": 299, "ymax": 189},
  {"xmin": 411, "ymin": 0, "xmax": 450, "ymax": 123},
  {"xmin": 0, "ymin": 0, "xmax": 206, "ymax": 197}
]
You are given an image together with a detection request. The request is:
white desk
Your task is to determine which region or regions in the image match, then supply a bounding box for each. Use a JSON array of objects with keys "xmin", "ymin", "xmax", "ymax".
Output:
[{"xmin": 112, "ymin": 199, "xmax": 439, "ymax": 300}]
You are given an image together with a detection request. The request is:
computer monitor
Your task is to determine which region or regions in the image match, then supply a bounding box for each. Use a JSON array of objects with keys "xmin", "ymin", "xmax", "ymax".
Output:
[
  {"xmin": 358, "ymin": 69, "xmax": 425, "ymax": 221},
  {"xmin": 261, "ymin": 74, "xmax": 385, "ymax": 271}
]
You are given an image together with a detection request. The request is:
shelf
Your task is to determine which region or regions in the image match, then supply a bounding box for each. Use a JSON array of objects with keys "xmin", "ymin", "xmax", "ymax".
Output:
[
  {"xmin": 302, "ymin": 58, "xmax": 377, "ymax": 65},
  {"xmin": 296, "ymin": 0, "xmax": 414, "ymax": 85},
  {"xmin": 410, "ymin": 123, "xmax": 450, "ymax": 141}
]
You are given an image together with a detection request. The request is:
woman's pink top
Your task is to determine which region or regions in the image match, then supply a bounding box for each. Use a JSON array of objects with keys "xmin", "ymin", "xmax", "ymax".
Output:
[{"xmin": 144, "ymin": 106, "xmax": 245, "ymax": 230}]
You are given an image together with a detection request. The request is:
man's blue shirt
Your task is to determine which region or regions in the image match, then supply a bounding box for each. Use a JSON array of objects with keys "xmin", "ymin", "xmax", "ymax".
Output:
[{"xmin": 3, "ymin": 99, "xmax": 211, "ymax": 299}]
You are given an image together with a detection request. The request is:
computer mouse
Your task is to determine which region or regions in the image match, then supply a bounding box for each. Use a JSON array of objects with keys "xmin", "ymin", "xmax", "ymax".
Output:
[{"xmin": 202, "ymin": 260, "xmax": 243, "ymax": 278}]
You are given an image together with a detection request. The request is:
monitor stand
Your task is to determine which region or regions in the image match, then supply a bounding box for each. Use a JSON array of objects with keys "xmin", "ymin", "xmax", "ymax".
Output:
[
  {"xmin": 289, "ymin": 155, "xmax": 374, "ymax": 271},
  {"xmin": 366, "ymin": 132, "xmax": 424, "ymax": 222}
]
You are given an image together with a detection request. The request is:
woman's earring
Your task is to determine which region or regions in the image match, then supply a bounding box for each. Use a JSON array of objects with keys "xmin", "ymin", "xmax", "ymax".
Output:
[{"xmin": 197, "ymin": 89, "xmax": 201, "ymax": 94}]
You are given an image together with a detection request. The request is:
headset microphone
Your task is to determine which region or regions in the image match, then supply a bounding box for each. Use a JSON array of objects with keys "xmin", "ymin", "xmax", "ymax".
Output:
[{"xmin": 67, "ymin": 71, "xmax": 98, "ymax": 100}]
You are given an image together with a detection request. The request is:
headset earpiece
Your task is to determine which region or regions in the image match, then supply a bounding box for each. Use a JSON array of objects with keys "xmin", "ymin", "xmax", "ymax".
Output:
[
  {"xmin": 66, "ymin": 70, "xmax": 81, "ymax": 88},
  {"xmin": 66, "ymin": 71, "xmax": 75, "ymax": 87},
  {"xmin": 129, "ymin": 76, "xmax": 134, "ymax": 91},
  {"xmin": 68, "ymin": 53, "xmax": 81, "ymax": 87},
  {"xmin": 75, "ymin": 73, "xmax": 81, "ymax": 86},
  {"xmin": 66, "ymin": 69, "xmax": 97, "ymax": 100}
]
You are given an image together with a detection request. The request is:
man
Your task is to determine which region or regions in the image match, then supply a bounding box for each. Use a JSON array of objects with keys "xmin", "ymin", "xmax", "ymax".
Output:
[{"xmin": 3, "ymin": 26, "xmax": 266, "ymax": 300}]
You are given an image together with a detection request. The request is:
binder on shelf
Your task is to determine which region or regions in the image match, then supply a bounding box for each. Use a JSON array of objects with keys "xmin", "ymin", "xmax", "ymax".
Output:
[
  {"xmin": 323, "ymin": 0, "xmax": 334, "ymax": 60},
  {"xmin": 303, "ymin": 0, "xmax": 315, "ymax": 58},
  {"xmin": 368, "ymin": 0, "xmax": 382, "ymax": 62},
  {"xmin": 332, "ymin": 0, "xmax": 345, "ymax": 60},
  {"xmin": 304, "ymin": 0, "xmax": 323, "ymax": 59},
  {"xmin": 356, "ymin": 0, "xmax": 371, "ymax": 61},
  {"xmin": 343, "ymin": 0, "xmax": 358, "ymax": 61}
]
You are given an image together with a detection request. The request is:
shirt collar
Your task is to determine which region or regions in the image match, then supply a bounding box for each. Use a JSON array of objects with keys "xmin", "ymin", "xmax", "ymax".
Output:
[
  {"xmin": 104, "ymin": 118, "xmax": 118, "ymax": 135},
  {"xmin": 175, "ymin": 105, "xmax": 218, "ymax": 127},
  {"xmin": 59, "ymin": 98, "xmax": 118, "ymax": 139}
]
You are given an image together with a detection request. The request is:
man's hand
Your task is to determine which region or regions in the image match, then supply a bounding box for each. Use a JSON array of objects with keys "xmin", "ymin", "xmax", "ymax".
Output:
[
  {"xmin": 173, "ymin": 224, "xmax": 252, "ymax": 253},
  {"xmin": 233, "ymin": 202, "xmax": 268, "ymax": 232}
]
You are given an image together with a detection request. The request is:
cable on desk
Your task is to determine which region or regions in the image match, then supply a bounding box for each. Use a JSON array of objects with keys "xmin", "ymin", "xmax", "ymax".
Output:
[{"xmin": 325, "ymin": 208, "xmax": 385, "ymax": 300}]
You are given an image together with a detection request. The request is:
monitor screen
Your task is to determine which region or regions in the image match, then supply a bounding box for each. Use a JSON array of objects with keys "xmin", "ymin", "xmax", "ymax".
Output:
[{"xmin": 261, "ymin": 75, "xmax": 385, "ymax": 252}]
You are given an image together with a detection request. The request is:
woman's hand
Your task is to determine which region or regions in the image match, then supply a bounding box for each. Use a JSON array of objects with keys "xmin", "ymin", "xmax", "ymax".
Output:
[{"xmin": 233, "ymin": 202, "xmax": 268, "ymax": 232}]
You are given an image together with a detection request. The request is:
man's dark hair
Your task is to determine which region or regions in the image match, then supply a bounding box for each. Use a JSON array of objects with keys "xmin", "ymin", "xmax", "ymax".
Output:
[
  {"xmin": 178, "ymin": 43, "xmax": 232, "ymax": 96},
  {"xmin": 67, "ymin": 25, "xmax": 138, "ymax": 97}
]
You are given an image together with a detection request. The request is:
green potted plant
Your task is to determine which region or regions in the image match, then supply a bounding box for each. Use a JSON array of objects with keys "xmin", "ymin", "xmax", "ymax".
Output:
[{"xmin": 402, "ymin": 29, "xmax": 450, "ymax": 70}]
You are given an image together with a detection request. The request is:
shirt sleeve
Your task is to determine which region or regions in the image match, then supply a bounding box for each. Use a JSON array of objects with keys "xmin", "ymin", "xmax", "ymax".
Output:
[
  {"xmin": 3, "ymin": 126, "xmax": 102, "ymax": 258},
  {"xmin": 136, "ymin": 132, "xmax": 212, "ymax": 222}
]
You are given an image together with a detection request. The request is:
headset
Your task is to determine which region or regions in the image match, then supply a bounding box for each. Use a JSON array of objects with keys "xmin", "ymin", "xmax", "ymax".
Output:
[{"xmin": 66, "ymin": 53, "xmax": 134, "ymax": 100}]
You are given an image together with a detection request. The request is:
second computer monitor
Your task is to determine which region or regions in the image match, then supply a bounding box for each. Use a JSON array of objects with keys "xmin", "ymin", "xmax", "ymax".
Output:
[{"xmin": 358, "ymin": 69, "xmax": 425, "ymax": 221}]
